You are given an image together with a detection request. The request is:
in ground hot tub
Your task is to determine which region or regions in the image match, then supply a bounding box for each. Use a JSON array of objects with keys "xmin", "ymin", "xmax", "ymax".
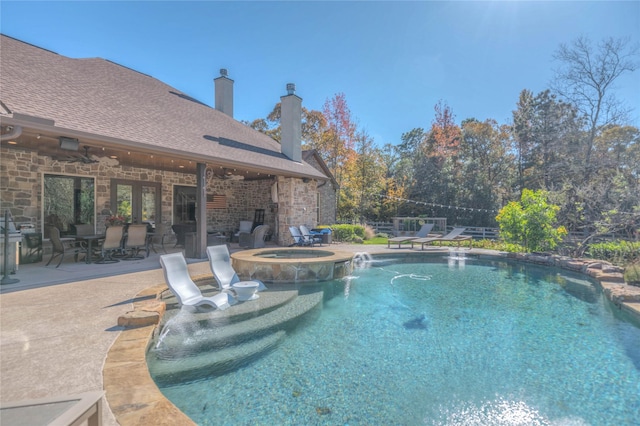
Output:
[{"xmin": 231, "ymin": 248, "xmax": 354, "ymax": 284}]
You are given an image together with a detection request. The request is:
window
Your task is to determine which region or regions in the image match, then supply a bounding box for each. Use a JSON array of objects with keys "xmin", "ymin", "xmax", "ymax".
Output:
[
  {"xmin": 43, "ymin": 174, "xmax": 95, "ymax": 236},
  {"xmin": 110, "ymin": 179, "xmax": 161, "ymax": 226},
  {"xmin": 174, "ymin": 185, "xmax": 196, "ymax": 224}
]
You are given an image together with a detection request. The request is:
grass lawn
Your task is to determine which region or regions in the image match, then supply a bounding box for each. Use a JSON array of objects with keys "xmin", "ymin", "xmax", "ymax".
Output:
[{"xmin": 362, "ymin": 237, "xmax": 388, "ymax": 245}]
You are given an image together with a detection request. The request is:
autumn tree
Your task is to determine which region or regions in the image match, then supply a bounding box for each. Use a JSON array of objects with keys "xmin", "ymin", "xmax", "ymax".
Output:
[
  {"xmin": 411, "ymin": 101, "xmax": 463, "ymax": 220},
  {"xmin": 320, "ymin": 93, "xmax": 356, "ymax": 187}
]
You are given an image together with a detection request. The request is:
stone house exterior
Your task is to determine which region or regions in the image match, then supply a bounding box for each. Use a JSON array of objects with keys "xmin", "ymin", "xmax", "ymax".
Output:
[
  {"xmin": 302, "ymin": 150, "xmax": 338, "ymax": 225},
  {"xmin": 0, "ymin": 35, "xmax": 336, "ymax": 256}
]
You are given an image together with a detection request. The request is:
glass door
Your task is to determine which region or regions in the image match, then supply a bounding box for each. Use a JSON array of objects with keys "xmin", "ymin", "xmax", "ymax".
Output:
[{"xmin": 111, "ymin": 179, "xmax": 161, "ymax": 228}]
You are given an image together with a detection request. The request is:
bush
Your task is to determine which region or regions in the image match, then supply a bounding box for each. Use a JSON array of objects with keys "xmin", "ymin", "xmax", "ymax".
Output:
[
  {"xmin": 586, "ymin": 241, "xmax": 640, "ymax": 266},
  {"xmin": 330, "ymin": 224, "xmax": 366, "ymax": 242},
  {"xmin": 496, "ymin": 189, "xmax": 567, "ymax": 252}
]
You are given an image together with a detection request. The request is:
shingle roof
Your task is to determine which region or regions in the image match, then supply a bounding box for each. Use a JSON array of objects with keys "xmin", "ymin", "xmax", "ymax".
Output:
[{"xmin": 0, "ymin": 35, "xmax": 326, "ymax": 179}]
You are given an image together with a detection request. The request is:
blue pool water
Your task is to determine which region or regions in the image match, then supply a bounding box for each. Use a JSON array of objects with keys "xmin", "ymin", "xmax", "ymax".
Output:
[{"xmin": 151, "ymin": 257, "xmax": 640, "ymax": 425}]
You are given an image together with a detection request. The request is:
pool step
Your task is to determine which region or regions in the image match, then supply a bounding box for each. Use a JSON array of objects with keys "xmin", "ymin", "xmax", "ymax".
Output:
[
  {"xmin": 150, "ymin": 330, "xmax": 287, "ymax": 386},
  {"xmin": 153, "ymin": 289, "xmax": 323, "ymax": 352},
  {"xmin": 160, "ymin": 288, "xmax": 299, "ymax": 328},
  {"xmin": 148, "ymin": 288, "xmax": 324, "ymax": 385}
]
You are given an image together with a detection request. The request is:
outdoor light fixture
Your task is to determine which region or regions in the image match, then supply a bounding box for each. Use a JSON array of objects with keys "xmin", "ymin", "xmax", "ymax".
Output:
[
  {"xmin": 59, "ymin": 137, "xmax": 79, "ymax": 151},
  {"xmin": 286, "ymin": 83, "xmax": 296, "ymax": 95}
]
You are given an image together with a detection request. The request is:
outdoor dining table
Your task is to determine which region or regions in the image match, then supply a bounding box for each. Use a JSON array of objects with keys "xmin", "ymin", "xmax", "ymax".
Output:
[{"xmin": 71, "ymin": 234, "xmax": 105, "ymax": 264}]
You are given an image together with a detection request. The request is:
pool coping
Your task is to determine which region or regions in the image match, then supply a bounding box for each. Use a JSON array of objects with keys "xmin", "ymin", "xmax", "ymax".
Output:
[{"xmin": 103, "ymin": 250, "xmax": 640, "ymax": 425}]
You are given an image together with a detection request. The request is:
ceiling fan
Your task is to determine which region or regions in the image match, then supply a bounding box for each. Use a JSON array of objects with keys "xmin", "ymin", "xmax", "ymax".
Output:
[
  {"xmin": 216, "ymin": 168, "xmax": 245, "ymax": 180},
  {"xmin": 206, "ymin": 167, "xmax": 244, "ymax": 182}
]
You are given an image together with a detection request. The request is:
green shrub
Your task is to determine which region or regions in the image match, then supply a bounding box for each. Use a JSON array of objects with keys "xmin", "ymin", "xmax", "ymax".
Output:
[
  {"xmin": 330, "ymin": 224, "xmax": 366, "ymax": 242},
  {"xmin": 586, "ymin": 241, "xmax": 640, "ymax": 266},
  {"xmin": 496, "ymin": 189, "xmax": 567, "ymax": 252}
]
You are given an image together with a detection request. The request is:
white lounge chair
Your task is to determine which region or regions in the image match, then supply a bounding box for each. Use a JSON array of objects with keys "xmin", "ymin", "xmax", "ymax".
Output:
[
  {"xmin": 159, "ymin": 252, "xmax": 233, "ymax": 310},
  {"xmin": 411, "ymin": 227, "xmax": 472, "ymax": 250},
  {"xmin": 234, "ymin": 220, "xmax": 253, "ymax": 243},
  {"xmin": 206, "ymin": 245, "xmax": 267, "ymax": 301},
  {"xmin": 387, "ymin": 223, "xmax": 436, "ymax": 248}
]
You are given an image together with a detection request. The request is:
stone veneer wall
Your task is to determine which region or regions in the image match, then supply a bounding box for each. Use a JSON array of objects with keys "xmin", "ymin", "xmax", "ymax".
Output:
[
  {"xmin": 276, "ymin": 176, "xmax": 318, "ymax": 246},
  {"xmin": 0, "ymin": 146, "xmax": 278, "ymax": 239},
  {"xmin": 303, "ymin": 154, "xmax": 337, "ymax": 225},
  {"xmin": 208, "ymin": 178, "xmax": 276, "ymax": 238}
]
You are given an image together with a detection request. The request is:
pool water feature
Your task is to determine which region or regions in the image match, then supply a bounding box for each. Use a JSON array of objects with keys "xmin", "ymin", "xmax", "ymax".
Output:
[{"xmin": 148, "ymin": 257, "xmax": 640, "ymax": 425}]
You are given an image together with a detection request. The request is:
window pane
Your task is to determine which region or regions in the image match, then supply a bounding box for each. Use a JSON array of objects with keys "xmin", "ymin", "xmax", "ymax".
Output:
[
  {"xmin": 44, "ymin": 174, "xmax": 94, "ymax": 236},
  {"xmin": 116, "ymin": 184, "xmax": 133, "ymax": 223},
  {"xmin": 141, "ymin": 186, "xmax": 157, "ymax": 223},
  {"xmin": 173, "ymin": 186, "xmax": 196, "ymax": 224}
]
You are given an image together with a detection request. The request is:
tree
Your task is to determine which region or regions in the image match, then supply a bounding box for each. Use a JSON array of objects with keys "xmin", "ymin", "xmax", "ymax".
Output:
[
  {"xmin": 459, "ymin": 118, "xmax": 516, "ymax": 225},
  {"xmin": 411, "ymin": 101, "xmax": 463, "ymax": 220},
  {"xmin": 321, "ymin": 93, "xmax": 357, "ymax": 184},
  {"xmin": 496, "ymin": 189, "xmax": 567, "ymax": 252},
  {"xmin": 351, "ymin": 130, "xmax": 385, "ymax": 222},
  {"xmin": 512, "ymin": 90, "xmax": 535, "ymax": 193},
  {"xmin": 552, "ymin": 36, "xmax": 639, "ymax": 171},
  {"xmin": 512, "ymin": 90, "xmax": 583, "ymax": 192},
  {"xmin": 245, "ymin": 103, "xmax": 328, "ymax": 147},
  {"xmin": 424, "ymin": 100, "xmax": 461, "ymax": 160}
]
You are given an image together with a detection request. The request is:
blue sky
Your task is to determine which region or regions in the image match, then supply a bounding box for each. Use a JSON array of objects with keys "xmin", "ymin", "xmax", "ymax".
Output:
[{"xmin": 2, "ymin": 1, "xmax": 639, "ymax": 146}]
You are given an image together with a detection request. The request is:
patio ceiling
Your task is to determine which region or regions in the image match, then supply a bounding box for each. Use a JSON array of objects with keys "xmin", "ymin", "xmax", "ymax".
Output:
[{"xmin": 3, "ymin": 129, "xmax": 284, "ymax": 181}]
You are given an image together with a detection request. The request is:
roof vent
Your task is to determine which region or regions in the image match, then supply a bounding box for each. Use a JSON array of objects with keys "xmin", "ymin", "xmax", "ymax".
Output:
[
  {"xmin": 286, "ymin": 83, "xmax": 296, "ymax": 95},
  {"xmin": 220, "ymin": 68, "xmax": 228, "ymax": 77}
]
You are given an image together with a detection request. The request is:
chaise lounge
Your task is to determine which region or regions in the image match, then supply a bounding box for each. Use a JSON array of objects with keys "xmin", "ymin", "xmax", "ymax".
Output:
[
  {"xmin": 411, "ymin": 227, "xmax": 472, "ymax": 250},
  {"xmin": 387, "ymin": 223, "xmax": 436, "ymax": 248}
]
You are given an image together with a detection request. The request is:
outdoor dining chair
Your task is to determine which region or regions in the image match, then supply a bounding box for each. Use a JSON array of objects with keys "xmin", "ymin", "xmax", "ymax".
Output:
[{"xmin": 45, "ymin": 226, "xmax": 86, "ymax": 268}]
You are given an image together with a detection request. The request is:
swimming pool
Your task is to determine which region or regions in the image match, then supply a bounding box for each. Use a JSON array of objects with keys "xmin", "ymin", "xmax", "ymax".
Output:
[{"xmin": 148, "ymin": 256, "xmax": 640, "ymax": 425}]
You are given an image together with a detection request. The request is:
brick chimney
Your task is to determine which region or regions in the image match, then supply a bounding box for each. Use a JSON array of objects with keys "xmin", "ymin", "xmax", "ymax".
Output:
[
  {"xmin": 280, "ymin": 83, "xmax": 302, "ymax": 162},
  {"xmin": 214, "ymin": 68, "xmax": 233, "ymax": 117}
]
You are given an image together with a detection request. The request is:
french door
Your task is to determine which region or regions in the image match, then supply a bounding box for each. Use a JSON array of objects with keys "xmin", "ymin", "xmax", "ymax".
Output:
[{"xmin": 111, "ymin": 179, "xmax": 161, "ymax": 226}]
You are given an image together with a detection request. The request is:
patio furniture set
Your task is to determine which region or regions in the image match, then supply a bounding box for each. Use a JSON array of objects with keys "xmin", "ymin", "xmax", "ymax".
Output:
[{"xmin": 45, "ymin": 224, "xmax": 155, "ymax": 268}]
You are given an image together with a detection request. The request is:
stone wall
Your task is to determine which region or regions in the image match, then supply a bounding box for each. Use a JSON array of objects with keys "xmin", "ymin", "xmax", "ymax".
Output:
[
  {"xmin": 303, "ymin": 154, "xmax": 337, "ymax": 225},
  {"xmin": 276, "ymin": 176, "xmax": 318, "ymax": 246},
  {"xmin": 0, "ymin": 146, "xmax": 279, "ymax": 240}
]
